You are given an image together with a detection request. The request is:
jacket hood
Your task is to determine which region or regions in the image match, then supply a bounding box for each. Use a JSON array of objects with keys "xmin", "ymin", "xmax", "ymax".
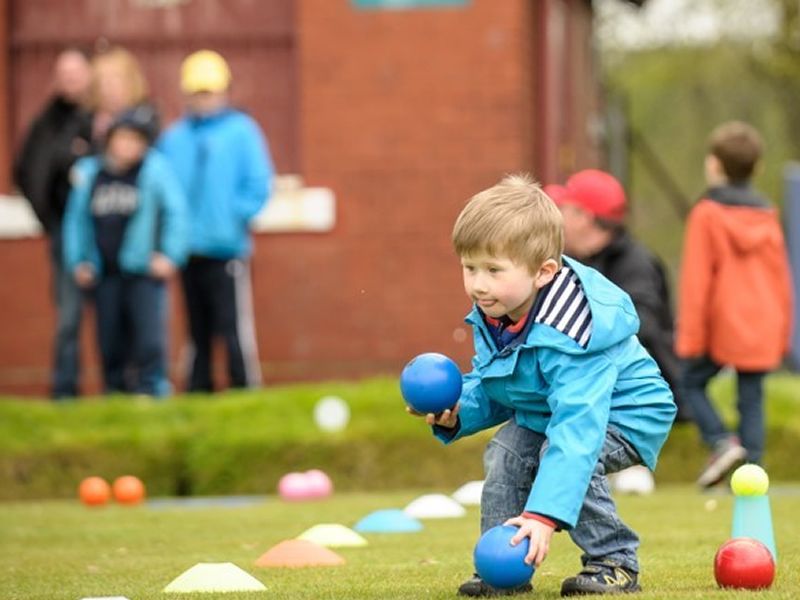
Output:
[
  {"xmin": 467, "ymin": 256, "xmax": 640, "ymax": 360},
  {"xmin": 703, "ymin": 186, "xmax": 783, "ymax": 254},
  {"xmin": 705, "ymin": 184, "xmax": 768, "ymax": 208}
]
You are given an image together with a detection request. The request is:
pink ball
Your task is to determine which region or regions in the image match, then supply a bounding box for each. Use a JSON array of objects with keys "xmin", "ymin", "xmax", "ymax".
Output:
[
  {"xmin": 278, "ymin": 472, "xmax": 311, "ymax": 501},
  {"xmin": 305, "ymin": 469, "xmax": 333, "ymax": 498}
]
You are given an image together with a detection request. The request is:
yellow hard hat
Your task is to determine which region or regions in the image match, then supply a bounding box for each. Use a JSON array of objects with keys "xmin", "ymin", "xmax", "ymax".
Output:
[{"xmin": 181, "ymin": 50, "xmax": 231, "ymax": 94}]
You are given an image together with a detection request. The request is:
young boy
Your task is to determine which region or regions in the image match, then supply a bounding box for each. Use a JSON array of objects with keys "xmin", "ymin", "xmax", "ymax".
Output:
[
  {"xmin": 413, "ymin": 175, "xmax": 676, "ymax": 597},
  {"xmin": 63, "ymin": 105, "xmax": 188, "ymax": 396},
  {"xmin": 158, "ymin": 49, "xmax": 274, "ymax": 393},
  {"xmin": 676, "ymin": 121, "xmax": 792, "ymax": 488}
]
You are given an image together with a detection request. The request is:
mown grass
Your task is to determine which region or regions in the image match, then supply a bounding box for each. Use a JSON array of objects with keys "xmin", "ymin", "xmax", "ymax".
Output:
[{"xmin": 1, "ymin": 486, "xmax": 798, "ymax": 599}]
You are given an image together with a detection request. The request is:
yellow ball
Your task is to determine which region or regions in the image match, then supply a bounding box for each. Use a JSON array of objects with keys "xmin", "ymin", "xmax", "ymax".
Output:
[{"xmin": 730, "ymin": 464, "xmax": 769, "ymax": 496}]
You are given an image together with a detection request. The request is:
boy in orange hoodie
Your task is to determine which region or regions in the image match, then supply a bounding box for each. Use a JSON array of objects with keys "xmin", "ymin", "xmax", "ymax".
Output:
[{"xmin": 676, "ymin": 121, "xmax": 792, "ymax": 488}]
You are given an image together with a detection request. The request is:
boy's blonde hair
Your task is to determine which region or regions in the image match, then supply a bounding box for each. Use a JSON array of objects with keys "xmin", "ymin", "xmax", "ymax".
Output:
[{"xmin": 453, "ymin": 174, "xmax": 564, "ymax": 272}]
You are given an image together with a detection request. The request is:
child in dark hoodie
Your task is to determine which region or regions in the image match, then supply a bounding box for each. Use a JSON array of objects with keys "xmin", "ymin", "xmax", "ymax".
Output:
[
  {"xmin": 63, "ymin": 106, "xmax": 188, "ymax": 397},
  {"xmin": 676, "ymin": 121, "xmax": 792, "ymax": 488}
]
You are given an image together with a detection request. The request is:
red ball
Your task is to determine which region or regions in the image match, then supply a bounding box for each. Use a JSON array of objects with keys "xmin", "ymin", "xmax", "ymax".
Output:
[
  {"xmin": 112, "ymin": 475, "xmax": 146, "ymax": 505},
  {"xmin": 714, "ymin": 538, "xmax": 775, "ymax": 590},
  {"xmin": 78, "ymin": 476, "xmax": 111, "ymax": 506}
]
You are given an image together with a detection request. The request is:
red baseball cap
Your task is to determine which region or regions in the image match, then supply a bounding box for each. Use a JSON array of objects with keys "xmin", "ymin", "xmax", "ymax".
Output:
[
  {"xmin": 564, "ymin": 169, "xmax": 627, "ymax": 222},
  {"xmin": 543, "ymin": 184, "xmax": 571, "ymax": 205}
]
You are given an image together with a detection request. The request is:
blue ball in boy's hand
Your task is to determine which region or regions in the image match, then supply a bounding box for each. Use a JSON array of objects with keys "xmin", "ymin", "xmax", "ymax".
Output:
[
  {"xmin": 474, "ymin": 525, "xmax": 535, "ymax": 589},
  {"xmin": 400, "ymin": 352, "xmax": 462, "ymax": 414}
]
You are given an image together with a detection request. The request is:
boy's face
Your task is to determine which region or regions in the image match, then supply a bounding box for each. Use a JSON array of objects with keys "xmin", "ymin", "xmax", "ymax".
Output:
[
  {"xmin": 106, "ymin": 128, "xmax": 148, "ymax": 170},
  {"xmin": 461, "ymin": 253, "xmax": 557, "ymax": 322},
  {"xmin": 186, "ymin": 91, "xmax": 228, "ymax": 116}
]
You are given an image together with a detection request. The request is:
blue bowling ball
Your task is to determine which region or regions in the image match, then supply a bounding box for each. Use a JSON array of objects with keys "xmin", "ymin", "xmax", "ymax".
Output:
[
  {"xmin": 399, "ymin": 352, "xmax": 462, "ymax": 414},
  {"xmin": 474, "ymin": 525, "xmax": 535, "ymax": 589}
]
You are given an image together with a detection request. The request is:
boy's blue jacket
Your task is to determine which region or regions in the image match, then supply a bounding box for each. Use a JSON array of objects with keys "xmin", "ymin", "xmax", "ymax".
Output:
[
  {"xmin": 157, "ymin": 108, "xmax": 273, "ymax": 259},
  {"xmin": 63, "ymin": 150, "xmax": 188, "ymax": 275},
  {"xmin": 436, "ymin": 257, "xmax": 676, "ymax": 528}
]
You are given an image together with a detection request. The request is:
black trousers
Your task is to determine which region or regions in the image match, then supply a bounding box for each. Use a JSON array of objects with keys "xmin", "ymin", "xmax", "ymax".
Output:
[{"xmin": 181, "ymin": 256, "xmax": 261, "ymax": 392}]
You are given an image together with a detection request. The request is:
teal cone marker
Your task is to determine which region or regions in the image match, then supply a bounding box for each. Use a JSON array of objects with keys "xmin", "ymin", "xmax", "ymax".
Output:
[{"xmin": 730, "ymin": 464, "xmax": 777, "ymax": 561}]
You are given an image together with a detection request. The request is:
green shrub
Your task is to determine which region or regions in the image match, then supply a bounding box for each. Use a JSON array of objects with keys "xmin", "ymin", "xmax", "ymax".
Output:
[{"xmin": 0, "ymin": 374, "xmax": 797, "ymax": 500}]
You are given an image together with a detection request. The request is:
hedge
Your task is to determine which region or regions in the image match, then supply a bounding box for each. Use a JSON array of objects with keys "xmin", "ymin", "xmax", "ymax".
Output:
[{"xmin": 1, "ymin": 374, "xmax": 797, "ymax": 500}]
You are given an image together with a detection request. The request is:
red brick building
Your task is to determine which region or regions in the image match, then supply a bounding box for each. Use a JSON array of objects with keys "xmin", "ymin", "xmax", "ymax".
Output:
[{"xmin": 0, "ymin": 0, "xmax": 607, "ymax": 396}]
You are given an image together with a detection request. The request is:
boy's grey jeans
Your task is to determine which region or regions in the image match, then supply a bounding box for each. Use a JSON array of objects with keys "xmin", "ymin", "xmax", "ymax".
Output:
[{"xmin": 480, "ymin": 420, "xmax": 642, "ymax": 573}]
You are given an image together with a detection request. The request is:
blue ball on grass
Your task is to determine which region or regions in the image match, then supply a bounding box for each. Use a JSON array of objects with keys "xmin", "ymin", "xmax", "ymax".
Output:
[
  {"xmin": 399, "ymin": 352, "xmax": 462, "ymax": 414},
  {"xmin": 473, "ymin": 525, "xmax": 535, "ymax": 589}
]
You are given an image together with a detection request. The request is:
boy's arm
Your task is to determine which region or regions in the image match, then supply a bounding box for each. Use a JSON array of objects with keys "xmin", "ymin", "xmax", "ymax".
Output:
[
  {"xmin": 62, "ymin": 166, "xmax": 91, "ymax": 275},
  {"xmin": 154, "ymin": 157, "xmax": 190, "ymax": 268},
  {"xmin": 523, "ymin": 349, "xmax": 616, "ymax": 528},
  {"xmin": 431, "ymin": 366, "xmax": 513, "ymax": 444},
  {"xmin": 235, "ymin": 120, "xmax": 273, "ymax": 222},
  {"xmin": 676, "ymin": 205, "xmax": 713, "ymax": 358}
]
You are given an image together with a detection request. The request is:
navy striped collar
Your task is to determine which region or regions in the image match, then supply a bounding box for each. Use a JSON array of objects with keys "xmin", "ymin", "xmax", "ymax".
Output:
[{"xmin": 533, "ymin": 266, "xmax": 593, "ymax": 348}]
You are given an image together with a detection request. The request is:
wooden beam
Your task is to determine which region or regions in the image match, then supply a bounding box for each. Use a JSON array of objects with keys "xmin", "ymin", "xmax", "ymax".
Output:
[{"xmin": 0, "ymin": 0, "xmax": 10, "ymax": 193}]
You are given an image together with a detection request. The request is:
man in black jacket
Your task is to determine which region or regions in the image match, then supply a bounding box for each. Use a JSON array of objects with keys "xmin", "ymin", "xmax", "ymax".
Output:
[
  {"xmin": 547, "ymin": 170, "xmax": 691, "ymax": 423},
  {"xmin": 14, "ymin": 48, "xmax": 93, "ymax": 398}
]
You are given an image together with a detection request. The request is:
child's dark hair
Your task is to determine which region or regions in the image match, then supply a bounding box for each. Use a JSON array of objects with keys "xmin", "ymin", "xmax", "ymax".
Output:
[{"xmin": 708, "ymin": 121, "xmax": 763, "ymax": 182}]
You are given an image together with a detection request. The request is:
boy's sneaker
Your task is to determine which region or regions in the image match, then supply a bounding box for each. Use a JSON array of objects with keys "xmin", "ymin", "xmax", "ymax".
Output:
[
  {"xmin": 457, "ymin": 574, "xmax": 533, "ymax": 597},
  {"xmin": 560, "ymin": 560, "xmax": 640, "ymax": 596},
  {"xmin": 696, "ymin": 436, "xmax": 747, "ymax": 489}
]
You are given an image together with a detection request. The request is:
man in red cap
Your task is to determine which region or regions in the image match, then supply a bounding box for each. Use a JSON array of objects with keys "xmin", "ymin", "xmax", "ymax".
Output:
[{"xmin": 546, "ymin": 170, "xmax": 690, "ymax": 423}]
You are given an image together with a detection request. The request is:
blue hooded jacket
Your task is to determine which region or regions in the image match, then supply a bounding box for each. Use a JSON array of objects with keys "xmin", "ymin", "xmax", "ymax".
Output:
[
  {"xmin": 157, "ymin": 108, "xmax": 273, "ymax": 259},
  {"xmin": 436, "ymin": 257, "xmax": 676, "ymax": 528},
  {"xmin": 63, "ymin": 150, "xmax": 188, "ymax": 276}
]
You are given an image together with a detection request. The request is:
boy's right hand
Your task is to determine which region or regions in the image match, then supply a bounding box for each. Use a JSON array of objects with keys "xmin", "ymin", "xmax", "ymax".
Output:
[
  {"xmin": 73, "ymin": 263, "xmax": 95, "ymax": 288},
  {"xmin": 406, "ymin": 403, "xmax": 460, "ymax": 428},
  {"xmin": 150, "ymin": 252, "xmax": 177, "ymax": 280}
]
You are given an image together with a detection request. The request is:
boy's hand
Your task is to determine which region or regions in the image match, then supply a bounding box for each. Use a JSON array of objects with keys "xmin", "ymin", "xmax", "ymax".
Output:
[
  {"xmin": 74, "ymin": 263, "xmax": 95, "ymax": 288},
  {"xmin": 504, "ymin": 515, "xmax": 555, "ymax": 567},
  {"xmin": 405, "ymin": 403, "xmax": 460, "ymax": 428},
  {"xmin": 150, "ymin": 253, "xmax": 177, "ymax": 279}
]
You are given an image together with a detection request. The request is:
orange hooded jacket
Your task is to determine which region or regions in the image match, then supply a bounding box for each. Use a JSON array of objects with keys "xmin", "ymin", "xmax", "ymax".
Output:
[{"xmin": 676, "ymin": 188, "xmax": 793, "ymax": 371}]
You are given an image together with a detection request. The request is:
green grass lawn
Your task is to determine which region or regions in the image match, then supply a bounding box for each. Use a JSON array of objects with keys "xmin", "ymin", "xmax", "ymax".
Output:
[{"xmin": 1, "ymin": 486, "xmax": 798, "ymax": 599}]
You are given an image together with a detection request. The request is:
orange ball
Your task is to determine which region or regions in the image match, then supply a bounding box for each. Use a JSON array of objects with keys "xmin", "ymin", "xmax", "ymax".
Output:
[
  {"xmin": 112, "ymin": 475, "xmax": 145, "ymax": 505},
  {"xmin": 78, "ymin": 476, "xmax": 111, "ymax": 506}
]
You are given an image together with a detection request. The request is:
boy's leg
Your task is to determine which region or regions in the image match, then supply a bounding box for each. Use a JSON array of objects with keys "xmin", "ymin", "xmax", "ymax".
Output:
[
  {"xmin": 561, "ymin": 427, "xmax": 642, "ymax": 596},
  {"xmin": 181, "ymin": 258, "xmax": 214, "ymax": 392},
  {"xmin": 681, "ymin": 356, "xmax": 727, "ymax": 447},
  {"xmin": 125, "ymin": 276, "xmax": 168, "ymax": 397},
  {"xmin": 480, "ymin": 420, "xmax": 546, "ymax": 533},
  {"xmin": 736, "ymin": 370, "xmax": 767, "ymax": 464},
  {"xmin": 458, "ymin": 421, "xmax": 543, "ymax": 597},
  {"xmin": 210, "ymin": 259, "xmax": 261, "ymax": 389},
  {"xmin": 93, "ymin": 275, "xmax": 126, "ymax": 393},
  {"xmin": 682, "ymin": 357, "xmax": 747, "ymax": 486}
]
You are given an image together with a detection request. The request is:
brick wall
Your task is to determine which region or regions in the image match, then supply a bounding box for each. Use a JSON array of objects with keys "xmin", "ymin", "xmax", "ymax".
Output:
[
  {"xmin": 285, "ymin": 0, "xmax": 538, "ymax": 375},
  {"xmin": 0, "ymin": 0, "xmax": 601, "ymax": 396}
]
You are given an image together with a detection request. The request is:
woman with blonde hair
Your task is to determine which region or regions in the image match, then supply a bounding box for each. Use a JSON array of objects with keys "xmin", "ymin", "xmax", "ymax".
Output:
[{"xmin": 90, "ymin": 46, "xmax": 153, "ymax": 144}]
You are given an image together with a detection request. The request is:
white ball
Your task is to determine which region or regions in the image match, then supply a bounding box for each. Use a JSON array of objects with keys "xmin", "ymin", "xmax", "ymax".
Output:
[
  {"xmin": 313, "ymin": 396, "xmax": 350, "ymax": 432},
  {"xmin": 612, "ymin": 465, "xmax": 655, "ymax": 495}
]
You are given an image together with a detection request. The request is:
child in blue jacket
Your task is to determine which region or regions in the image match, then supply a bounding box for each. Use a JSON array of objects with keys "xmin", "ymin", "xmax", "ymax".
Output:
[
  {"xmin": 63, "ymin": 106, "xmax": 188, "ymax": 397},
  {"xmin": 414, "ymin": 175, "xmax": 676, "ymax": 597},
  {"xmin": 158, "ymin": 50, "xmax": 273, "ymax": 392}
]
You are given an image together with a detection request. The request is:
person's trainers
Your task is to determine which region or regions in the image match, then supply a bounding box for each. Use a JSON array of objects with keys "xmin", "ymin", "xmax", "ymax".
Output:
[
  {"xmin": 560, "ymin": 561, "xmax": 640, "ymax": 596},
  {"xmin": 457, "ymin": 574, "xmax": 533, "ymax": 597},
  {"xmin": 696, "ymin": 436, "xmax": 747, "ymax": 489}
]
